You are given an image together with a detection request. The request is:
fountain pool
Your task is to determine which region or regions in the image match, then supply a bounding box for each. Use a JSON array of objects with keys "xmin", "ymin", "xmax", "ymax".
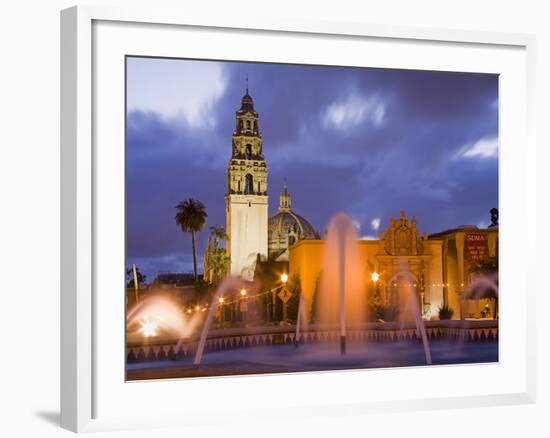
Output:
[{"xmin": 127, "ymin": 339, "xmax": 497, "ymax": 380}]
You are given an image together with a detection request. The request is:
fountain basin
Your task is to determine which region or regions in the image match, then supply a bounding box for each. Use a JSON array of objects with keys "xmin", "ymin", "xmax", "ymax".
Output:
[
  {"xmin": 127, "ymin": 339, "xmax": 498, "ymax": 380},
  {"xmin": 126, "ymin": 320, "xmax": 498, "ymax": 380}
]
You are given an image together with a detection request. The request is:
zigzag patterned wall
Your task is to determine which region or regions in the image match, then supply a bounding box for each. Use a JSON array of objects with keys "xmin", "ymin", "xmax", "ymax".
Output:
[{"xmin": 127, "ymin": 326, "xmax": 498, "ymax": 363}]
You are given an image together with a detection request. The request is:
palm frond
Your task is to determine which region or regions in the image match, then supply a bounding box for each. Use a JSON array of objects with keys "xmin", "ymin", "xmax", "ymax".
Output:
[{"xmin": 175, "ymin": 198, "xmax": 208, "ymax": 232}]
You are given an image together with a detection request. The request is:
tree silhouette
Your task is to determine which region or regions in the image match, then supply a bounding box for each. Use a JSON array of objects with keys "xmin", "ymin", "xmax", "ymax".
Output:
[
  {"xmin": 126, "ymin": 266, "xmax": 147, "ymax": 288},
  {"xmin": 175, "ymin": 198, "xmax": 207, "ymax": 280}
]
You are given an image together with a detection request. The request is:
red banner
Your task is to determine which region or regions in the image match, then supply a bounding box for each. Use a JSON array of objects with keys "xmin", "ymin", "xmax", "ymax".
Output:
[{"xmin": 465, "ymin": 233, "xmax": 487, "ymax": 263}]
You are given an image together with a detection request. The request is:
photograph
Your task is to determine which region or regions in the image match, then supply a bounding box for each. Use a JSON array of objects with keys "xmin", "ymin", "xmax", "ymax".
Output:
[{"xmin": 125, "ymin": 56, "xmax": 499, "ymax": 380}]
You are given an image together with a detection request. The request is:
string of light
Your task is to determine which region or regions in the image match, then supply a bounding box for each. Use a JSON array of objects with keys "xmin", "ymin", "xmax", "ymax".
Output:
[
  {"xmin": 384, "ymin": 282, "xmax": 466, "ymax": 288},
  {"xmin": 184, "ymin": 284, "xmax": 285, "ymax": 313},
  {"xmin": 183, "ymin": 281, "xmax": 471, "ymax": 313}
]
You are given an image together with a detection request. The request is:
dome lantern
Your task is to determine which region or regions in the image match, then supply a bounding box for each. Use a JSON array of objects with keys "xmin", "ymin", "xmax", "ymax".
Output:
[{"xmin": 279, "ymin": 183, "xmax": 292, "ymax": 212}]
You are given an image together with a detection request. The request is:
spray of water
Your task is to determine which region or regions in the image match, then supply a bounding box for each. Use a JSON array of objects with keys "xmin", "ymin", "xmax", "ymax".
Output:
[
  {"xmin": 462, "ymin": 272, "xmax": 498, "ymax": 319},
  {"xmin": 295, "ymin": 294, "xmax": 308, "ymax": 346},
  {"xmin": 127, "ymin": 294, "xmax": 202, "ymax": 339},
  {"xmin": 317, "ymin": 213, "xmax": 367, "ymax": 355},
  {"xmin": 193, "ymin": 277, "xmax": 243, "ymax": 365},
  {"xmin": 394, "ymin": 270, "xmax": 432, "ymax": 365}
]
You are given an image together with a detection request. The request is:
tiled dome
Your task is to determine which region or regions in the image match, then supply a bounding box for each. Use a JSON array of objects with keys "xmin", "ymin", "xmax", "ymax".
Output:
[{"xmin": 268, "ymin": 210, "xmax": 320, "ymax": 243}]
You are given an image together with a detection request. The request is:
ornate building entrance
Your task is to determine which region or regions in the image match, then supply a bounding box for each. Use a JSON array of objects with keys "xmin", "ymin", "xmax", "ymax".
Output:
[{"xmin": 373, "ymin": 212, "xmax": 438, "ymax": 318}]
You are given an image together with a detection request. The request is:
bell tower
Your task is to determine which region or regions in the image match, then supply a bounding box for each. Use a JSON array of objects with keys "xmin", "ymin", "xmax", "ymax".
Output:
[{"xmin": 225, "ymin": 86, "xmax": 268, "ymax": 280}]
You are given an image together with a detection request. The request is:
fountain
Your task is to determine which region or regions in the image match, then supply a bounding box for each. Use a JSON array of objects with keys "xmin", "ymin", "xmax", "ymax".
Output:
[
  {"xmin": 317, "ymin": 213, "xmax": 367, "ymax": 355},
  {"xmin": 311, "ymin": 213, "xmax": 431, "ymax": 362},
  {"xmin": 391, "ymin": 266, "xmax": 432, "ymax": 365},
  {"xmin": 127, "ymin": 294, "xmax": 202, "ymax": 341},
  {"xmin": 193, "ymin": 277, "xmax": 242, "ymax": 365},
  {"xmin": 462, "ymin": 272, "xmax": 499, "ymax": 319},
  {"xmin": 294, "ymin": 294, "xmax": 308, "ymax": 347}
]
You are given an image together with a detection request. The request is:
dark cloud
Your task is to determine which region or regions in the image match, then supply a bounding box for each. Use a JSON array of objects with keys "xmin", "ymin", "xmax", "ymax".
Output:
[{"xmin": 126, "ymin": 58, "xmax": 498, "ymax": 279}]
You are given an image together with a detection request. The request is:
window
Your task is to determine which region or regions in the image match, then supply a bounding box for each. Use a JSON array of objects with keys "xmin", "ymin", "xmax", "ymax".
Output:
[
  {"xmin": 246, "ymin": 120, "xmax": 251, "ymax": 130},
  {"xmin": 245, "ymin": 144, "xmax": 252, "ymax": 159},
  {"xmin": 244, "ymin": 174, "xmax": 254, "ymax": 195}
]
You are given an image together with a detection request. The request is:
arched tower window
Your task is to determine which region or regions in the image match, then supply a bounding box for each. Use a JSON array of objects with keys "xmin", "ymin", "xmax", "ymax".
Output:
[
  {"xmin": 244, "ymin": 174, "xmax": 254, "ymax": 195},
  {"xmin": 246, "ymin": 120, "xmax": 251, "ymax": 130},
  {"xmin": 245, "ymin": 144, "xmax": 252, "ymax": 159}
]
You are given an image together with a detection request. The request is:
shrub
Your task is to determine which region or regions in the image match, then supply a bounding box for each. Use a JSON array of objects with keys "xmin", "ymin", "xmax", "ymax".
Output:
[
  {"xmin": 376, "ymin": 305, "xmax": 400, "ymax": 322},
  {"xmin": 438, "ymin": 305, "xmax": 454, "ymax": 320}
]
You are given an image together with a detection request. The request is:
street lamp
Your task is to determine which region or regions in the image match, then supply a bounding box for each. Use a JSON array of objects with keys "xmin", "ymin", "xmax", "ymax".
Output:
[
  {"xmin": 218, "ymin": 296, "xmax": 225, "ymax": 327},
  {"xmin": 239, "ymin": 289, "xmax": 247, "ymax": 326},
  {"xmin": 280, "ymin": 273, "xmax": 291, "ymax": 323},
  {"xmin": 370, "ymin": 271, "xmax": 382, "ymax": 312}
]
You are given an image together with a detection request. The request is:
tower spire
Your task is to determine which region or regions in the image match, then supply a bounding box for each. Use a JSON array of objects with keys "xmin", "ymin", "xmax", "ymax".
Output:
[{"xmin": 246, "ymin": 74, "xmax": 249, "ymax": 95}]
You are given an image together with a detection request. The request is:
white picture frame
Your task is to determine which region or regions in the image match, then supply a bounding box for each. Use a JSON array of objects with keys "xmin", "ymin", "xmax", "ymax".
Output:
[{"xmin": 60, "ymin": 5, "xmax": 536, "ymax": 433}]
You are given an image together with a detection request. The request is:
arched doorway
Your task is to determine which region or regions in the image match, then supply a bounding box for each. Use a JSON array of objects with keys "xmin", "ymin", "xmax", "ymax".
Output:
[{"xmin": 387, "ymin": 271, "xmax": 420, "ymax": 318}]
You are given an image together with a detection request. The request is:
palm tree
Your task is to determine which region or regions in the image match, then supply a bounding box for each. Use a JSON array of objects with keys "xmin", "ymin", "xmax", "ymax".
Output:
[
  {"xmin": 209, "ymin": 225, "xmax": 228, "ymax": 247},
  {"xmin": 210, "ymin": 249, "xmax": 231, "ymax": 283},
  {"xmin": 206, "ymin": 225, "xmax": 230, "ymax": 284},
  {"xmin": 175, "ymin": 198, "xmax": 207, "ymax": 280}
]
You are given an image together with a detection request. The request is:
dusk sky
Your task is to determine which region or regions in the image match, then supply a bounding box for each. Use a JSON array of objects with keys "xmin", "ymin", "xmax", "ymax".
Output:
[{"xmin": 126, "ymin": 57, "xmax": 498, "ymax": 280}]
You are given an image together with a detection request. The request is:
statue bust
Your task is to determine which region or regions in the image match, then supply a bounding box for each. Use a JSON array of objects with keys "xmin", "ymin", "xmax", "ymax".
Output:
[{"xmin": 489, "ymin": 208, "xmax": 499, "ymax": 228}]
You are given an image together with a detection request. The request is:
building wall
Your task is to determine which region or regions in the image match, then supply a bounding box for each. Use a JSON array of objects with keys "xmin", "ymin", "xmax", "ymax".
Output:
[
  {"xmin": 289, "ymin": 238, "xmax": 445, "ymax": 320},
  {"xmin": 434, "ymin": 227, "xmax": 499, "ymax": 319},
  {"xmin": 424, "ymin": 241, "xmax": 444, "ymax": 317},
  {"xmin": 288, "ymin": 240, "xmax": 325, "ymax": 315},
  {"xmin": 443, "ymin": 238, "xmax": 459, "ymax": 319},
  {"xmin": 226, "ymin": 194, "xmax": 268, "ymax": 281}
]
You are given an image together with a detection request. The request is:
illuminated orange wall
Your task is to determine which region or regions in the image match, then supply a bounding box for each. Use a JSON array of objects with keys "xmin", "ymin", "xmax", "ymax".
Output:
[
  {"xmin": 289, "ymin": 239, "xmax": 445, "ymax": 319},
  {"xmin": 289, "ymin": 240, "xmax": 379, "ymax": 316}
]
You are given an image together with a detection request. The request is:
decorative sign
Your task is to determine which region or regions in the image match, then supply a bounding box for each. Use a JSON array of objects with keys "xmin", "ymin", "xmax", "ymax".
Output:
[
  {"xmin": 278, "ymin": 288, "xmax": 293, "ymax": 303},
  {"xmin": 465, "ymin": 233, "xmax": 487, "ymax": 262}
]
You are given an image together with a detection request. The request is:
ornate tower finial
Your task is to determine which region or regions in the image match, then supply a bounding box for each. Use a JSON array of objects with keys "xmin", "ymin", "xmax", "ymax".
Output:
[
  {"xmin": 246, "ymin": 74, "xmax": 249, "ymax": 95},
  {"xmin": 279, "ymin": 182, "xmax": 291, "ymax": 212}
]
